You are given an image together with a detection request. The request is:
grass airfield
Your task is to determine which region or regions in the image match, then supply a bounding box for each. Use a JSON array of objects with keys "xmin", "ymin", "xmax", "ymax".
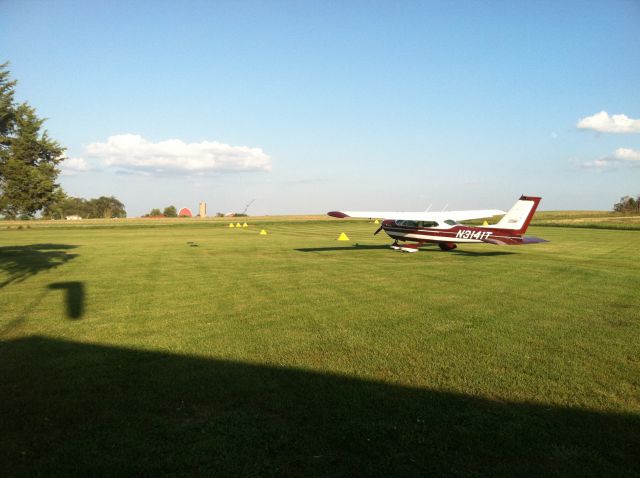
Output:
[{"xmin": 1, "ymin": 217, "xmax": 639, "ymax": 476}]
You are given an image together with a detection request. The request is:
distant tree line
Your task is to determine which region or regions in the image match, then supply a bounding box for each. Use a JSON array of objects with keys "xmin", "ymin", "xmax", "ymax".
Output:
[
  {"xmin": 144, "ymin": 205, "xmax": 178, "ymax": 217},
  {"xmin": 613, "ymin": 195, "xmax": 640, "ymax": 214},
  {"xmin": 43, "ymin": 194, "xmax": 126, "ymax": 219}
]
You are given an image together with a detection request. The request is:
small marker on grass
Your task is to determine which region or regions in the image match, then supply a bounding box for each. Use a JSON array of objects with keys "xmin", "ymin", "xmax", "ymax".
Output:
[
  {"xmin": 229, "ymin": 223, "xmax": 235, "ymax": 228},
  {"xmin": 338, "ymin": 232, "xmax": 350, "ymax": 241},
  {"xmin": 243, "ymin": 222, "xmax": 248, "ymax": 228},
  {"xmin": 236, "ymin": 222, "xmax": 242, "ymax": 228},
  {"xmin": 260, "ymin": 229, "xmax": 268, "ymax": 235}
]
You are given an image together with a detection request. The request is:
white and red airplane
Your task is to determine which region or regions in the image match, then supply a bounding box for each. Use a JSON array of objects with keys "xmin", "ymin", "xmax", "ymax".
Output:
[{"xmin": 328, "ymin": 195, "xmax": 547, "ymax": 252}]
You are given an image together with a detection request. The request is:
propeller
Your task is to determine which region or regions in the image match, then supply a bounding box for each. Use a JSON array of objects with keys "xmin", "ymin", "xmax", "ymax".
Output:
[{"xmin": 374, "ymin": 225, "xmax": 383, "ymax": 235}]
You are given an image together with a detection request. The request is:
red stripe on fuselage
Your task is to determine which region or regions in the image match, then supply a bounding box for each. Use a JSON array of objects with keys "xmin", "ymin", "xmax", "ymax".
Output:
[{"xmin": 381, "ymin": 221, "xmax": 524, "ymax": 245}]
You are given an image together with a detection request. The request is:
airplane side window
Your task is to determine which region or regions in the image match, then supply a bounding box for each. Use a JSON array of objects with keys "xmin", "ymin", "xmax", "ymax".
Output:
[
  {"xmin": 444, "ymin": 219, "xmax": 457, "ymax": 226},
  {"xmin": 421, "ymin": 221, "xmax": 438, "ymax": 227},
  {"xmin": 403, "ymin": 220, "xmax": 418, "ymax": 227}
]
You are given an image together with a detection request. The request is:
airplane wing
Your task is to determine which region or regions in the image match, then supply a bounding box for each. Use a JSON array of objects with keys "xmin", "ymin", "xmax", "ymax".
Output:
[
  {"xmin": 429, "ymin": 209, "xmax": 506, "ymax": 221},
  {"xmin": 327, "ymin": 209, "xmax": 505, "ymax": 221}
]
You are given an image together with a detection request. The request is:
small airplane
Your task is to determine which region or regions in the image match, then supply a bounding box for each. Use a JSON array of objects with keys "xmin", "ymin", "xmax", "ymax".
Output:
[{"xmin": 328, "ymin": 195, "xmax": 547, "ymax": 252}]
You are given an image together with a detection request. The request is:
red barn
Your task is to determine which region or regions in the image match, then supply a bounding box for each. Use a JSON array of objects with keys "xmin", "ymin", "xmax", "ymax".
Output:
[{"xmin": 178, "ymin": 207, "xmax": 193, "ymax": 217}]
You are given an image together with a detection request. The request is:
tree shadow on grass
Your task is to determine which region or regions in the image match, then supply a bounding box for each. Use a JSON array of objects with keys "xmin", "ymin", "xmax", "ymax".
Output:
[
  {"xmin": 0, "ymin": 336, "xmax": 637, "ymax": 477},
  {"xmin": 0, "ymin": 244, "xmax": 79, "ymax": 288}
]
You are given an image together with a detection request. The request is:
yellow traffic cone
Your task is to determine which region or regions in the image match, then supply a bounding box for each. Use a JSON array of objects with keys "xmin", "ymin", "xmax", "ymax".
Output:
[
  {"xmin": 260, "ymin": 229, "xmax": 268, "ymax": 235},
  {"xmin": 236, "ymin": 222, "xmax": 242, "ymax": 227},
  {"xmin": 243, "ymin": 222, "xmax": 248, "ymax": 228},
  {"xmin": 482, "ymin": 220, "xmax": 489, "ymax": 226},
  {"xmin": 374, "ymin": 219, "xmax": 380, "ymax": 224},
  {"xmin": 338, "ymin": 232, "xmax": 350, "ymax": 241},
  {"xmin": 229, "ymin": 223, "xmax": 235, "ymax": 228}
]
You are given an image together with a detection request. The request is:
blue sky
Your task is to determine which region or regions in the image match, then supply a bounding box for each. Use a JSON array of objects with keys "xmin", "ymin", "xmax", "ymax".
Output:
[{"xmin": 2, "ymin": 0, "xmax": 639, "ymax": 216}]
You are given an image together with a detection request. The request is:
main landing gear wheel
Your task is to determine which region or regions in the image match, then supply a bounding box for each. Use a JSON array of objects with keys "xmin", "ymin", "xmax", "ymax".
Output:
[{"xmin": 438, "ymin": 242, "xmax": 457, "ymax": 251}]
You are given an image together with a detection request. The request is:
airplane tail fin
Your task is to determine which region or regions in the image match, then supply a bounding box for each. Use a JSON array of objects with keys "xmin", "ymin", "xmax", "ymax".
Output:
[{"xmin": 494, "ymin": 196, "xmax": 541, "ymax": 235}]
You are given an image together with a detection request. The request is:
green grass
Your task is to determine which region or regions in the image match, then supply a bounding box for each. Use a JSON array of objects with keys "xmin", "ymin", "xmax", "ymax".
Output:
[
  {"xmin": 461, "ymin": 210, "xmax": 640, "ymax": 230},
  {"xmin": 1, "ymin": 220, "xmax": 639, "ymax": 476},
  {"xmin": 531, "ymin": 211, "xmax": 640, "ymax": 230}
]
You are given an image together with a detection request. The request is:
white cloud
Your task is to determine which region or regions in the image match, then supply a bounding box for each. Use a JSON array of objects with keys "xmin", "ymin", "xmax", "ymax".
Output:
[
  {"xmin": 60, "ymin": 157, "xmax": 92, "ymax": 175},
  {"xmin": 580, "ymin": 159, "xmax": 610, "ymax": 170},
  {"xmin": 581, "ymin": 147, "xmax": 640, "ymax": 170},
  {"xmin": 83, "ymin": 134, "xmax": 272, "ymax": 175},
  {"xmin": 576, "ymin": 111, "xmax": 640, "ymax": 134},
  {"xmin": 614, "ymin": 147, "xmax": 640, "ymax": 162}
]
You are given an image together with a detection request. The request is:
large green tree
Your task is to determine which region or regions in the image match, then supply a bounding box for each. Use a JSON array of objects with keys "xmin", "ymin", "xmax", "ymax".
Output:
[
  {"xmin": 0, "ymin": 63, "xmax": 16, "ymax": 138},
  {"xmin": 89, "ymin": 196, "xmax": 126, "ymax": 218},
  {"xmin": 43, "ymin": 194, "xmax": 127, "ymax": 219},
  {"xmin": 613, "ymin": 195, "xmax": 640, "ymax": 214},
  {"xmin": 163, "ymin": 205, "xmax": 177, "ymax": 217},
  {"xmin": 0, "ymin": 62, "xmax": 65, "ymax": 219}
]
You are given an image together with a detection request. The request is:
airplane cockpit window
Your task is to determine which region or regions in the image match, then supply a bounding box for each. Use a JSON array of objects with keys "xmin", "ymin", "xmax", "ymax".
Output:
[
  {"xmin": 444, "ymin": 219, "xmax": 458, "ymax": 226},
  {"xmin": 419, "ymin": 221, "xmax": 439, "ymax": 228},
  {"xmin": 395, "ymin": 220, "xmax": 440, "ymax": 228},
  {"xmin": 396, "ymin": 220, "xmax": 419, "ymax": 227}
]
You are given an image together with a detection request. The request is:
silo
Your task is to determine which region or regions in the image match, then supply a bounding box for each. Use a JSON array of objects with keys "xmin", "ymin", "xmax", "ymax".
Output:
[{"xmin": 199, "ymin": 201, "xmax": 206, "ymax": 218}]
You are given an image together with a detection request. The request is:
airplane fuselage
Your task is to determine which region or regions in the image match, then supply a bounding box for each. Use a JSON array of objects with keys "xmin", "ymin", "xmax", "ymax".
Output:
[{"xmin": 382, "ymin": 221, "xmax": 527, "ymax": 246}]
